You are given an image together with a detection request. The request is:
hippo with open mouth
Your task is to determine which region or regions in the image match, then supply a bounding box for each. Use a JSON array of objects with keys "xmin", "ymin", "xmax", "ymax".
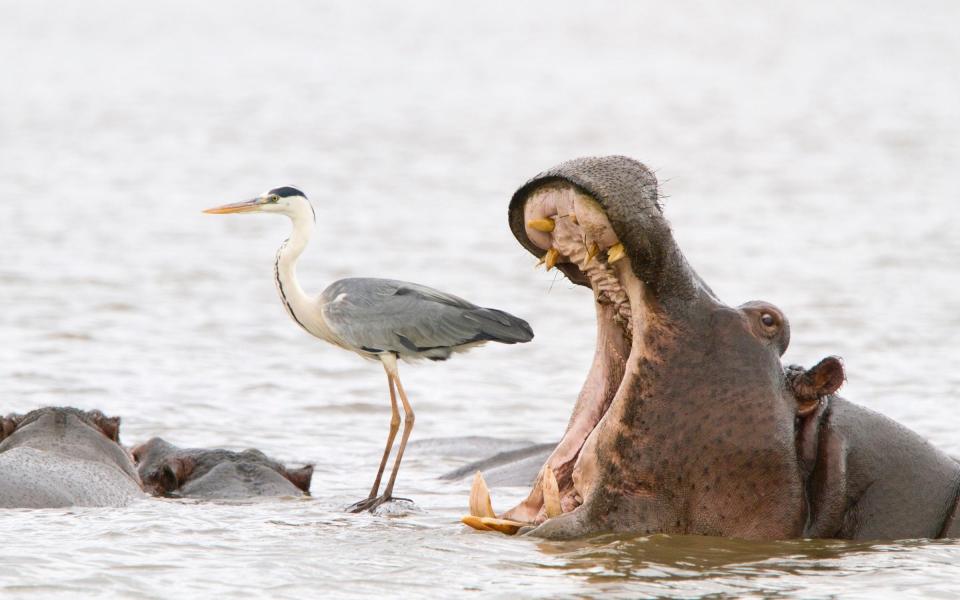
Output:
[{"xmin": 463, "ymin": 156, "xmax": 960, "ymax": 540}]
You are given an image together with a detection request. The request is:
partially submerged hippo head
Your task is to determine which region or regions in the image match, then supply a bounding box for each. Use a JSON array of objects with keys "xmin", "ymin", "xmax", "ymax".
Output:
[
  {"xmin": 471, "ymin": 156, "xmax": 846, "ymax": 539},
  {"xmin": 132, "ymin": 437, "xmax": 314, "ymax": 499}
]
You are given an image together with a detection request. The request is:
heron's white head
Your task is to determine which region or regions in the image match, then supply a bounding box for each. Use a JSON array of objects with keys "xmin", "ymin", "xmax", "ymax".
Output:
[{"xmin": 203, "ymin": 186, "xmax": 315, "ymax": 221}]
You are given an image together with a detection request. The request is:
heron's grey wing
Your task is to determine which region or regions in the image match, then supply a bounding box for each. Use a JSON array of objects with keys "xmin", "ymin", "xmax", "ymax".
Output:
[{"xmin": 321, "ymin": 278, "xmax": 533, "ymax": 358}]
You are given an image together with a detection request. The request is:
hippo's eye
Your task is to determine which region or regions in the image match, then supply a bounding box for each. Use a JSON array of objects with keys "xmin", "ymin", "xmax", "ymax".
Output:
[{"xmin": 761, "ymin": 313, "xmax": 777, "ymax": 328}]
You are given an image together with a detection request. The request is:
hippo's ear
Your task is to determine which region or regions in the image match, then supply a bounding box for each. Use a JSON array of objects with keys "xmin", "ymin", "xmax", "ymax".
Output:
[
  {"xmin": 284, "ymin": 465, "xmax": 314, "ymax": 493},
  {"xmin": 788, "ymin": 356, "xmax": 845, "ymax": 416},
  {"xmin": 1, "ymin": 414, "xmax": 21, "ymax": 441},
  {"xmin": 89, "ymin": 412, "xmax": 122, "ymax": 443}
]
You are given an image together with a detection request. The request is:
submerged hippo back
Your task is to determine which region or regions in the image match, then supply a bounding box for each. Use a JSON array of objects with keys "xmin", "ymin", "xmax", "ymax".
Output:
[{"xmin": 0, "ymin": 447, "xmax": 142, "ymax": 508}]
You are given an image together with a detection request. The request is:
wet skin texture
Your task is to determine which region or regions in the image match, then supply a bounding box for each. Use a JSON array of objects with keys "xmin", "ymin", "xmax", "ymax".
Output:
[
  {"xmin": 501, "ymin": 155, "xmax": 960, "ymax": 540},
  {"xmin": 132, "ymin": 437, "xmax": 313, "ymax": 499},
  {"xmin": 0, "ymin": 407, "xmax": 143, "ymax": 508}
]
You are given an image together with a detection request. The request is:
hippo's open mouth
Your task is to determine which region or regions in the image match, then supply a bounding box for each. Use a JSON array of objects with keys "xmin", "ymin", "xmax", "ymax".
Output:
[
  {"xmin": 464, "ymin": 176, "xmax": 664, "ymax": 533},
  {"xmin": 467, "ymin": 156, "xmax": 824, "ymax": 540}
]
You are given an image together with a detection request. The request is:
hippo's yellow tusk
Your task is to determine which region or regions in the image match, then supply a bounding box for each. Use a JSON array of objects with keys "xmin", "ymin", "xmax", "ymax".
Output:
[
  {"xmin": 461, "ymin": 515, "xmax": 493, "ymax": 531},
  {"xmin": 544, "ymin": 248, "xmax": 560, "ymax": 271},
  {"xmin": 479, "ymin": 517, "xmax": 527, "ymax": 535},
  {"xmin": 607, "ymin": 243, "xmax": 626, "ymax": 264},
  {"xmin": 542, "ymin": 466, "xmax": 562, "ymax": 519},
  {"xmin": 527, "ymin": 218, "xmax": 556, "ymax": 233},
  {"xmin": 469, "ymin": 471, "xmax": 496, "ymax": 518}
]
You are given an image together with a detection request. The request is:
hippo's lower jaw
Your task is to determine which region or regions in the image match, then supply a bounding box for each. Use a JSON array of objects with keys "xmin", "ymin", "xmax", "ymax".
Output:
[{"xmin": 465, "ymin": 183, "xmax": 657, "ymax": 536}]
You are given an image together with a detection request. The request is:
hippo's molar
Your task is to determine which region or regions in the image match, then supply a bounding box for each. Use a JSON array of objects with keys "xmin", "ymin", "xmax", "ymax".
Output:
[{"xmin": 606, "ymin": 243, "xmax": 626, "ymax": 264}]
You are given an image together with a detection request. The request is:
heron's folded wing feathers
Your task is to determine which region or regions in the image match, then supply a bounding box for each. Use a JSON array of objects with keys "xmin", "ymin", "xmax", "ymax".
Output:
[{"xmin": 321, "ymin": 278, "xmax": 532, "ymax": 354}]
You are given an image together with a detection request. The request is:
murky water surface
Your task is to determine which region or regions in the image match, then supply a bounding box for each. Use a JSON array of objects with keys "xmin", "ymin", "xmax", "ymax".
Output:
[{"xmin": 1, "ymin": 1, "xmax": 959, "ymax": 597}]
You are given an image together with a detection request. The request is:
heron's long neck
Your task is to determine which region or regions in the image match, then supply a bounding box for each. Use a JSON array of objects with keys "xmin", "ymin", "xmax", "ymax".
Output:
[{"xmin": 274, "ymin": 209, "xmax": 318, "ymax": 334}]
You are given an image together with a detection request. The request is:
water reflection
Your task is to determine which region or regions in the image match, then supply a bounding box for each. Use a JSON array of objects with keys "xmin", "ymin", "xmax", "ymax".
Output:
[{"xmin": 531, "ymin": 535, "xmax": 960, "ymax": 597}]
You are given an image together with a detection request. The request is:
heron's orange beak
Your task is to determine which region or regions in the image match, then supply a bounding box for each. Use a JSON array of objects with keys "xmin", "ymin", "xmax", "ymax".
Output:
[{"xmin": 202, "ymin": 199, "xmax": 262, "ymax": 214}]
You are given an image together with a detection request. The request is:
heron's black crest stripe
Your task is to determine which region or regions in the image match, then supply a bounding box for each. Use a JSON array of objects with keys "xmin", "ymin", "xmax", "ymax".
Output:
[{"xmin": 269, "ymin": 186, "xmax": 306, "ymax": 199}]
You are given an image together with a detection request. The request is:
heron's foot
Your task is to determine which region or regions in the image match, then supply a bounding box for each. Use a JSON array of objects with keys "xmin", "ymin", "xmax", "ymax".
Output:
[
  {"xmin": 346, "ymin": 494, "xmax": 414, "ymax": 514},
  {"xmin": 346, "ymin": 495, "xmax": 383, "ymax": 513}
]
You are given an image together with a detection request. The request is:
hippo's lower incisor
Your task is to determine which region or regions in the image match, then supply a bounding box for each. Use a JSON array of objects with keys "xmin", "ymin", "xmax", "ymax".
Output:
[{"xmin": 463, "ymin": 156, "xmax": 960, "ymax": 540}]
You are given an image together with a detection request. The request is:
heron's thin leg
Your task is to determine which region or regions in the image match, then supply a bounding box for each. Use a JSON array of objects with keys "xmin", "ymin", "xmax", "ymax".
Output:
[
  {"xmin": 366, "ymin": 368, "xmax": 400, "ymax": 499},
  {"xmin": 382, "ymin": 370, "xmax": 415, "ymax": 499}
]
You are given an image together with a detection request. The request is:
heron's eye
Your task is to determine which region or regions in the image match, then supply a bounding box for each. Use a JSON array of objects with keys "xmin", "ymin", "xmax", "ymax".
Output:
[
  {"xmin": 761, "ymin": 313, "xmax": 776, "ymax": 328},
  {"xmin": 270, "ymin": 195, "xmax": 280, "ymax": 203}
]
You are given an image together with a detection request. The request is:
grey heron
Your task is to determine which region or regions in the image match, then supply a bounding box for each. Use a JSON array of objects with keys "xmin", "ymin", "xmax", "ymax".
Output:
[{"xmin": 203, "ymin": 187, "xmax": 534, "ymax": 512}]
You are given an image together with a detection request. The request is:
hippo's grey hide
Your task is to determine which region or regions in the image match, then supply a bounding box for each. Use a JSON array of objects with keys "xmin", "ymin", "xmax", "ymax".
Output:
[
  {"xmin": 441, "ymin": 443, "xmax": 554, "ymax": 487},
  {"xmin": 181, "ymin": 462, "xmax": 306, "ymax": 499},
  {"xmin": 133, "ymin": 437, "xmax": 313, "ymax": 499},
  {"xmin": 803, "ymin": 397, "xmax": 960, "ymax": 539},
  {"xmin": 0, "ymin": 448, "xmax": 142, "ymax": 508},
  {"xmin": 409, "ymin": 437, "xmax": 538, "ymax": 461}
]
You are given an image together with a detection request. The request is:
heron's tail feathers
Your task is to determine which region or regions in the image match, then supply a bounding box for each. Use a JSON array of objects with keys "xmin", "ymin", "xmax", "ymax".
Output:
[{"xmin": 468, "ymin": 308, "xmax": 534, "ymax": 344}]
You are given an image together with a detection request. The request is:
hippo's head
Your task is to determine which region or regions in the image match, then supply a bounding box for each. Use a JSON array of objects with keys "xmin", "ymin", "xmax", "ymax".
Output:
[
  {"xmin": 131, "ymin": 437, "xmax": 314, "ymax": 499},
  {"xmin": 0, "ymin": 407, "xmax": 138, "ymax": 485},
  {"xmin": 491, "ymin": 156, "xmax": 844, "ymax": 539}
]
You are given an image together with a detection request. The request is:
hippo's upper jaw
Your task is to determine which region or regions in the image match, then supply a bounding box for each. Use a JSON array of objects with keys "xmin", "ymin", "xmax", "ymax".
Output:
[
  {"xmin": 476, "ymin": 157, "xmax": 809, "ymax": 539},
  {"xmin": 502, "ymin": 170, "xmax": 669, "ymax": 528}
]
